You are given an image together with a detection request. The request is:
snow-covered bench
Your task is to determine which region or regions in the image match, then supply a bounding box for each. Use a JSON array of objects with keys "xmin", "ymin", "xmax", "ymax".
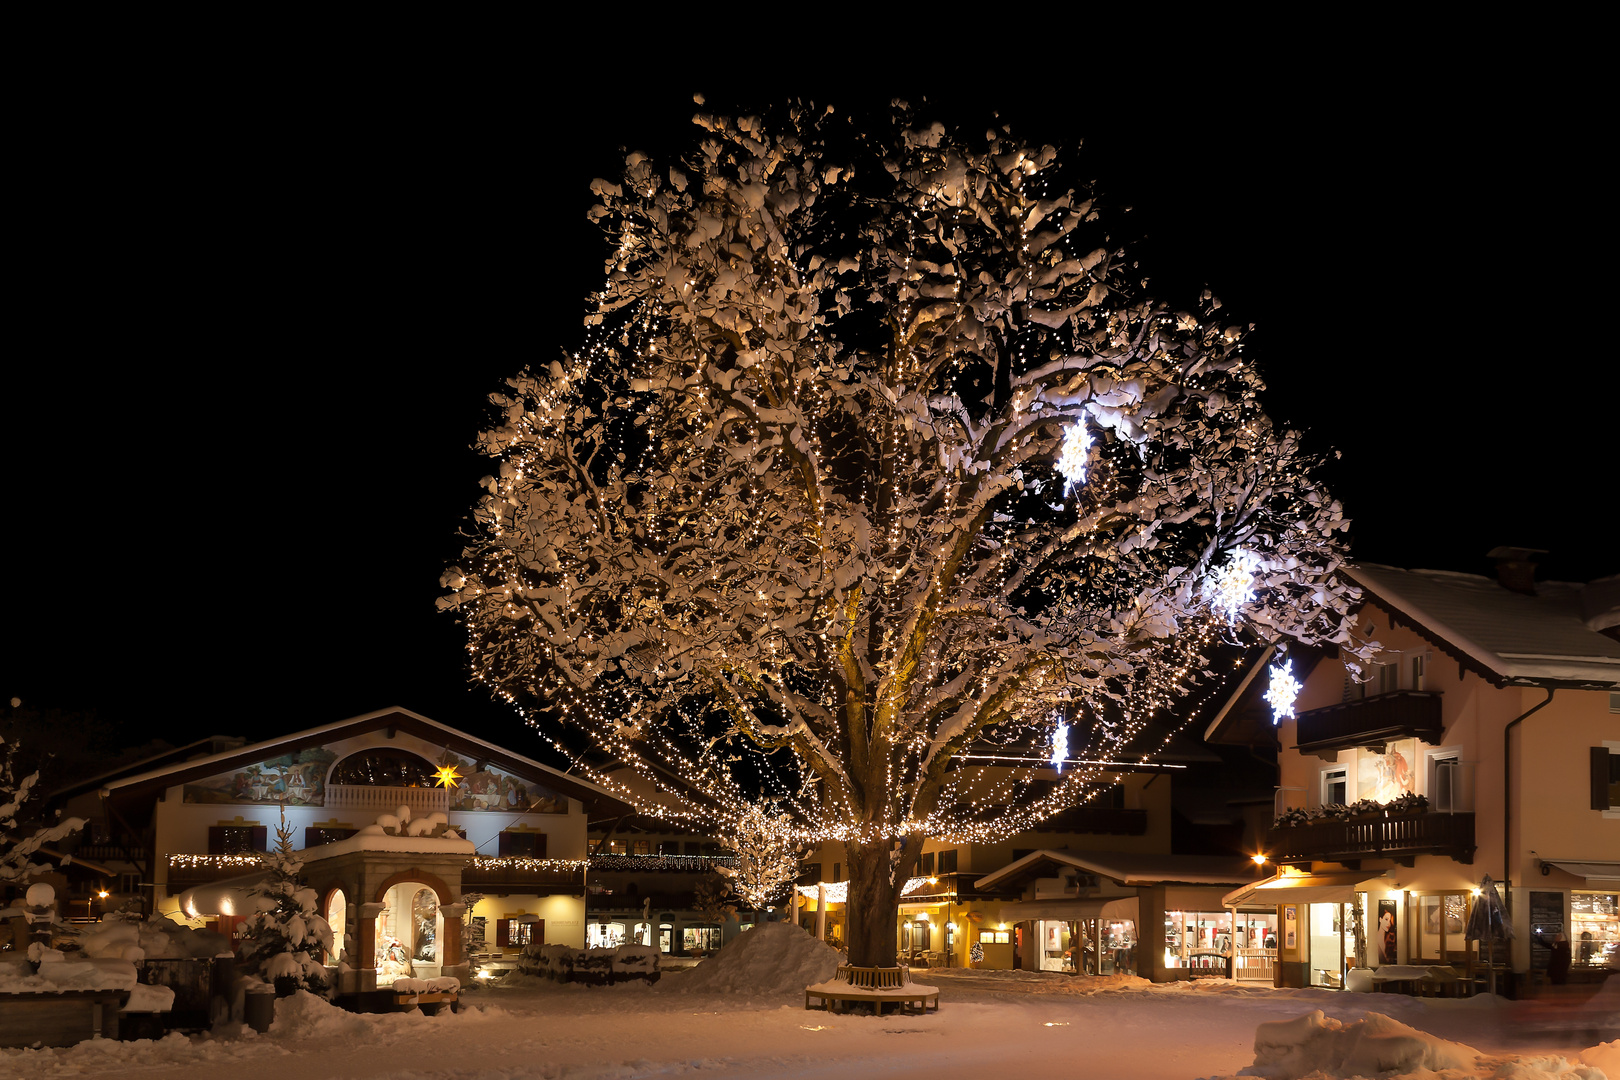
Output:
[
  {"xmin": 390, "ymin": 976, "xmax": 460, "ymax": 1014},
  {"xmin": 805, "ymin": 965, "xmax": 939, "ymax": 1015}
]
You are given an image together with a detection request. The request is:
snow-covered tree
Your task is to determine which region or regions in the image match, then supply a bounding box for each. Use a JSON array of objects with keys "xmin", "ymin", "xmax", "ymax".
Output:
[
  {"xmin": 442, "ymin": 100, "xmax": 1365, "ymax": 967},
  {"xmin": 2, "ymin": 730, "xmax": 84, "ymax": 888},
  {"xmin": 240, "ymin": 808, "xmax": 333, "ymax": 994},
  {"xmin": 716, "ymin": 804, "xmax": 802, "ymax": 909}
]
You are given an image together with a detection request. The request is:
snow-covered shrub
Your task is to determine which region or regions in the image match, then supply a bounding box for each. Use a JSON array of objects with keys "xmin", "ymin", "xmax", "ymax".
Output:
[{"xmin": 1, "ymin": 734, "xmax": 85, "ymax": 888}]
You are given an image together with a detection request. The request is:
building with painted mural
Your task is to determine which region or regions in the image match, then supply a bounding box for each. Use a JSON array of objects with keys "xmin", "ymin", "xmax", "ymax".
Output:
[
  {"xmin": 47, "ymin": 707, "xmax": 631, "ymax": 990},
  {"xmin": 1205, "ymin": 556, "xmax": 1620, "ymax": 993}
]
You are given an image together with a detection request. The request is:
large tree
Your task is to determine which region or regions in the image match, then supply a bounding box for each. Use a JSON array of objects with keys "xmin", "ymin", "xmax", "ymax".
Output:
[{"xmin": 442, "ymin": 101, "xmax": 1364, "ymax": 967}]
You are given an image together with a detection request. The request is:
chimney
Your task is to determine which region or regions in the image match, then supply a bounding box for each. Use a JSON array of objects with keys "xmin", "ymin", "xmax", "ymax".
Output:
[{"xmin": 1486, "ymin": 546, "xmax": 1546, "ymax": 596}]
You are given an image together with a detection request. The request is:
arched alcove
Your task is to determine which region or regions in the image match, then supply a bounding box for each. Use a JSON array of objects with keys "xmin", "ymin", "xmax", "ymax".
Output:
[{"xmin": 329, "ymin": 748, "xmax": 438, "ymax": 787}]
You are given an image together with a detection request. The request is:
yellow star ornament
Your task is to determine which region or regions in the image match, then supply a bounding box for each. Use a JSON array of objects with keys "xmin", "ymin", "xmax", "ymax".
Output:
[{"xmin": 433, "ymin": 764, "xmax": 463, "ymax": 789}]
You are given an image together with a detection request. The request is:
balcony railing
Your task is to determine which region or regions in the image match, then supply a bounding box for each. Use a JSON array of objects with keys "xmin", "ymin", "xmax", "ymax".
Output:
[
  {"xmin": 1267, "ymin": 808, "xmax": 1475, "ymax": 865},
  {"xmin": 461, "ymin": 856, "xmax": 587, "ymax": 894},
  {"xmin": 1295, "ymin": 691, "xmax": 1444, "ymax": 754},
  {"xmin": 324, "ymin": 784, "xmax": 449, "ymax": 813}
]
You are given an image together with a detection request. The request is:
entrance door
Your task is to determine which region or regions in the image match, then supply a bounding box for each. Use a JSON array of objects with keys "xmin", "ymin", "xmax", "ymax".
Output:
[{"xmin": 1308, "ymin": 903, "xmax": 1351, "ymax": 988}]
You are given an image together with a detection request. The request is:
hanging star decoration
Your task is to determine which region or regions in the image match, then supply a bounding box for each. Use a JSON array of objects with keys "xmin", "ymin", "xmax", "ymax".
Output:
[
  {"xmin": 1049, "ymin": 715, "xmax": 1071, "ymax": 773},
  {"xmin": 1265, "ymin": 660, "xmax": 1303, "ymax": 725},
  {"xmin": 1056, "ymin": 419, "xmax": 1090, "ymax": 494},
  {"xmin": 433, "ymin": 764, "xmax": 464, "ymax": 789}
]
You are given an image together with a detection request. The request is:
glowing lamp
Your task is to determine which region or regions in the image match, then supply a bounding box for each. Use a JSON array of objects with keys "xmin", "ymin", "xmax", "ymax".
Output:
[
  {"xmin": 1207, "ymin": 549, "xmax": 1259, "ymax": 624},
  {"xmin": 1056, "ymin": 419, "xmax": 1090, "ymax": 493},
  {"xmin": 1251, "ymin": 854, "xmax": 1267, "ymax": 866},
  {"xmin": 433, "ymin": 764, "xmax": 464, "ymax": 789},
  {"xmin": 1049, "ymin": 717, "xmax": 1070, "ymax": 773}
]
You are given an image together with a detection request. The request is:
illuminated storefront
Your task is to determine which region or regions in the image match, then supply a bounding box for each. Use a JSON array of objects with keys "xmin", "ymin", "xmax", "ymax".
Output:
[{"xmin": 1571, "ymin": 891, "xmax": 1619, "ymax": 970}]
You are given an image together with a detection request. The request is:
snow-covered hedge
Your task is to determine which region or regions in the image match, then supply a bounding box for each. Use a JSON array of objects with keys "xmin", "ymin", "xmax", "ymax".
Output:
[{"xmin": 518, "ymin": 943, "xmax": 661, "ymax": 985}]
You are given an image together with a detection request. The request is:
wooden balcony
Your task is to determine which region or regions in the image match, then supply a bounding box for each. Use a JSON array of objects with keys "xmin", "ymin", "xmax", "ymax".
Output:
[
  {"xmin": 1267, "ymin": 809, "xmax": 1475, "ymax": 867},
  {"xmin": 1295, "ymin": 691, "xmax": 1443, "ymax": 755}
]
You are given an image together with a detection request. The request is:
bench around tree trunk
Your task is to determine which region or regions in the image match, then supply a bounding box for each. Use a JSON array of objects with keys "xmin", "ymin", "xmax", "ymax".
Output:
[{"xmin": 805, "ymin": 965, "xmax": 940, "ymax": 1015}]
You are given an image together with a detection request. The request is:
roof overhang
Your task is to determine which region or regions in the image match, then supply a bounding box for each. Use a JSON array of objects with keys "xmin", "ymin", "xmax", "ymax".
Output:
[
  {"xmin": 1222, "ymin": 869, "xmax": 1389, "ymax": 909},
  {"xmin": 998, "ymin": 895, "xmax": 1140, "ymax": 922},
  {"xmin": 1541, "ymin": 860, "xmax": 1620, "ymax": 882}
]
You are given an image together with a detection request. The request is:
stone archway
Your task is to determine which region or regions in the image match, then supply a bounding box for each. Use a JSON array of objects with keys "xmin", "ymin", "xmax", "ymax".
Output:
[{"xmin": 366, "ymin": 869, "xmax": 460, "ymax": 978}]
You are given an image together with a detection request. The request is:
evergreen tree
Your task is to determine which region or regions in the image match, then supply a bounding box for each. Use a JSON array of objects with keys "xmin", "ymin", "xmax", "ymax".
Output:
[{"xmin": 240, "ymin": 807, "xmax": 333, "ymax": 994}]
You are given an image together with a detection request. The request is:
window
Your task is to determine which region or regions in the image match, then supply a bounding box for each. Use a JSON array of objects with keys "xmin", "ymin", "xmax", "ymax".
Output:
[
  {"xmin": 1594, "ymin": 745, "xmax": 1620, "ymax": 812},
  {"xmin": 1570, "ymin": 893, "xmax": 1617, "ymax": 968},
  {"xmin": 919, "ymin": 851, "xmax": 935, "ymax": 875},
  {"xmin": 658, "ymin": 840, "xmax": 683, "ymax": 855},
  {"xmin": 1429, "ymin": 754, "xmax": 1461, "ymax": 813},
  {"xmin": 304, "ymin": 826, "xmax": 355, "ymax": 848},
  {"xmin": 498, "ymin": 831, "xmax": 547, "ymax": 857},
  {"xmin": 632, "ymin": 839, "xmax": 652, "ymax": 855},
  {"xmin": 496, "ymin": 918, "xmax": 542, "ymax": 947},
  {"xmin": 1322, "ymin": 767, "xmax": 1349, "ymax": 807},
  {"xmin": 936, "ymin": 849, "xmax": 958, "ymax": 874},
  {"xmin": 832, "ymin": 862, "xmax": 841, "ymax": 881},
  {"xmin": 207, "ymin": 825, "xmax": 266, "ymax": 855},
  {"xmin": 797, "ymin": 862, "xmax": 821, "ymax": 885},
  {"xmin": 329, "ymin": 748, "xmax": 437, "ymax": 787}
]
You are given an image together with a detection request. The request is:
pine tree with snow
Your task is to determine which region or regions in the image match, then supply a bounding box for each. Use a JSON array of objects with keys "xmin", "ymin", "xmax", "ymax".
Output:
[
  {"xmin": 240, "ymin": 807, "xmax": 333, "ymax": 995},
  {"xmin": 2, "ymin": 726, "xmax": 85, "ymax": 888},
  {"xmin": 716, "ymin": 804, "xmax": 801, "ymax": 910},
  {"xmin": 442, "ymin": 100, "xmax": 1367, "ymax": 967}
]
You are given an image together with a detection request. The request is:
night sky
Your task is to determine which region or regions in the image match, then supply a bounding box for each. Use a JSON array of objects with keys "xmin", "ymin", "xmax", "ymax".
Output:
[{"xmin": 5, "ymin": 65, "xmax": 1609, "ymax": 762}]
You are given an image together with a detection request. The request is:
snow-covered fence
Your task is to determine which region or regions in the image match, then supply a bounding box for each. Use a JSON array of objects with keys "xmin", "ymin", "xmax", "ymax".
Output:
[{"xmin": 518, "ymin": 943, "xmax": 660, "ymax": 985}]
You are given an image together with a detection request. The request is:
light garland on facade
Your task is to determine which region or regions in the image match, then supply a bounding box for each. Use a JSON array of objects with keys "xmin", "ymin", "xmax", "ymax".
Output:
[
  {"xmin": 1265, "ymin": 660, "xmax": 1303, "ymax": 725},
  {"xmin": 467, "ymin": 856, "xmax": 589, "ymax": 873},
  {"xmin": 586, "ymin": 854, "xmax": 737, "ymax": 872},
  {"xmin": 794, "ymin": 877, "xmax": 932, "ymax": 904},
  {"xmin": 168, "ymin": 854, "xmax": 265, "ymax": 869}
]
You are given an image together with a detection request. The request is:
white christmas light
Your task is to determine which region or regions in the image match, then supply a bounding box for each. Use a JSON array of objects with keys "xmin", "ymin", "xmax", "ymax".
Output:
[
  {"xmin": 1207, "ymin": 549, "xmax": 1260, "ymax": 624},
  {"xmin": 1056, "ymin": 419, "xmax": 1090, "ymax": 494},
  {"xmin": 1049, "ymin": 717, "xmax": 1070, "ymax": 772},
  {"xmin": 1265, "ymin": 659, "xmax": 1302, "ymax": 725}
]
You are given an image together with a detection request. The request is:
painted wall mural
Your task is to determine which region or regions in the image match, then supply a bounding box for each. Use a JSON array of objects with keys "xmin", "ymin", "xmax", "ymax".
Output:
[
  {"xmin": 436, "ymin": 754, "xmax": 567, "ymax": 813},
  {"xmin": 182, "ymin": 748, "xmax": 339, "ymax": 805},
  {"xmin": 1356, "ymin": 739, "xmax": 1416, "ymax": 804}
]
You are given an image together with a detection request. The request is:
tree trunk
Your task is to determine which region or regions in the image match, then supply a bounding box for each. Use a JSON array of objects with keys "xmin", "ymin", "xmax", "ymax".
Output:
[{"xmin": 843, "ymin": 839, "xmax": 901, "ymax": 968}]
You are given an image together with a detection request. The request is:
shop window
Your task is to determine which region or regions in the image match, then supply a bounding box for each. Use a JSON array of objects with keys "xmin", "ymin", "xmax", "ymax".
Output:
[
  {"xmin": 682, "ymin": 924, "xmax": 722, "ymax": 955},
  {"xmin": 498, "ymin": 831, "xmax": 547, "ymax": 857},
  {"xmin": 495, "ymin": 918, "xmax": 542, "ymax": 947},
  {"xmin": 1571, "ymin": 892, "xmax": 1618, "ymax": 968},
  {"xmin": 659, "ymin": 923, "xmax": 674, "ymax": 953},
  {"xmin": 1410, "ymin": 892, "xmax": 1469, "ymax": 964},
  {"xmin": 587, "ymin": 921, "xmax": 625, "ymax": 948},
  {"xmin": 1164, "ymin": 909, "xmax": 1232, "ymax": 971},
  {"xmin": 207, "ymin": 825, "xmax": 267, "ymax": 855},
  {"xmin": 979, "ymin": 929, "xmax": 1011, "ymax": 944},
  {"xmin": 937, "ymin": 849, "xmax": 958, "ymax": 874}
]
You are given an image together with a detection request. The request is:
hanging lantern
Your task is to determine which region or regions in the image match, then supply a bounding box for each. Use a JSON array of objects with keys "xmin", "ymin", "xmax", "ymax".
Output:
[
  {"xmin": 1049, "ymin": 716, "xmax": 1070, "ymax": 772},
  {"xmin": 1206, "ymin": 549, "xmax": 1259, "ymax": 624}
]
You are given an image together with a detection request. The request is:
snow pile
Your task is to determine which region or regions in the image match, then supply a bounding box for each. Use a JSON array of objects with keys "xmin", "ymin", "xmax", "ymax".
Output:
[
  {"xmin": 1581, "ymin": 1040, "xmax": 1620, "ymax": 1075},
  {"xmin": 80, "ymin": 912, "xmax": 229, "ymax": 959},
  {"xmin": 657, "ymin": 922, "xmax": 842, "ymax": 997},
  {"xmin": 391, "ymin": 976, "xmax": 460, "ymax": 993},
  {"xmin": 0, "ymin": 954, "xmax": 138, "ymax": 993},
  {"xmin": 269, "ymin": 989, "xmax": 373, "ymax": 1038},
  {"xmin": 1249, "ymin": 1009, "xmax": 1480, "ymax": 1078}
]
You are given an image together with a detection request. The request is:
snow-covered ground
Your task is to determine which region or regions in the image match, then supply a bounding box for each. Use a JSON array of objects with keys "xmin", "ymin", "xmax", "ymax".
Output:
[{"xmin": 4, "ymin": 925, "xmax": 1616, "ymax": 1079}]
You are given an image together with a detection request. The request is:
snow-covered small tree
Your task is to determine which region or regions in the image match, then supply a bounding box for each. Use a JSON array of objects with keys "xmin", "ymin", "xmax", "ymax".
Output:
[
  {"xmin": 716, "ymin": 804, "xmax": 801, "ymax": 909},
  {"xmin": 442, "ymin": 100, "xmax": 1368, "ymax": 967},
  {"xmin": 240, "ymin": 808, "xmax": 333, "ymax": 995},
  {"xmin": 2, "ymin": 731, "xmax": 84, "ymax": 888}
]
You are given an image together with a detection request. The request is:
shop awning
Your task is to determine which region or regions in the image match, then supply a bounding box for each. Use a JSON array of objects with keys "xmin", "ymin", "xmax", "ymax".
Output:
[
  {"xmin": 1542, "ymin": 861, "xmax": 1620, "ymax": 881},
  {"xmin": 176, "ymin": 871, "xmax": 271, "ymax": 919},
  {"xmin": 1223, "ymin": 870, "xmax": 1385, "ymax": 909},
  {"xmin": 997, "ymin": 896, "xmax": 1140, "ymax": 922}
]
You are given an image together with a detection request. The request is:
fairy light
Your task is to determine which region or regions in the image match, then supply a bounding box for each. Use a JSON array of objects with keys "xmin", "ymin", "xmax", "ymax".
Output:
[
  {"xmin": 1056, "ymin": 419, "xmax": 1089, "ymax": 494},
  {"xmin": 1206, "ymin": 549, "xmax": 1260, "ymax": 624},
  {"xmin": 1049, "ymin": 715, "xmax": 1070, "ymax": 773}
]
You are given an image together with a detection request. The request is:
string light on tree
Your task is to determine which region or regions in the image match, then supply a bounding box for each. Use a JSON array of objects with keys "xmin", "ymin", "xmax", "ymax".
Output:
[
  {"xmin": 440, "ymin": 98, "xmax": 1368, "ymax": 970},
  {"xmin": 1265, "ymin": 659, "xmax": 1303, "ymax": 725}
]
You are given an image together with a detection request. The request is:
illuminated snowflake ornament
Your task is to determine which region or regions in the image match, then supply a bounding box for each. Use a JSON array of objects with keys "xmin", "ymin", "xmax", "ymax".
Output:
[
  {"xmin": 1206, "ymin": 549, "xmax": 1260, "ymax": 624},
  {"xmin": 1265, "ymin": 659, "xmax": 1303, "ymax": 725},
  {"xmin": 1056, "ymin": 419, "xmax": 1090, "ymax": 494},
  {"xmin": 1049, "ymin": 716, "xmax": 1071, "ymax": 773}
]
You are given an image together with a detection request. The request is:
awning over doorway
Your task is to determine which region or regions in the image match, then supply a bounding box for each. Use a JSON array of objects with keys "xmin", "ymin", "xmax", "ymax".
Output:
[
  {"xmin": 176, "ymin": 871, "xmax": 272, "ymax": 919},
  {"xmin": 1222, "ymin": 870, "xmax": 1384, "ymax": 908},
  {"xmin": 1542, "ymin": 861, "xmax": 1620, "ymax": 881},
  {"xmin": 997, "ymin": 895, "xmax": 1140, "ymax": 922}
]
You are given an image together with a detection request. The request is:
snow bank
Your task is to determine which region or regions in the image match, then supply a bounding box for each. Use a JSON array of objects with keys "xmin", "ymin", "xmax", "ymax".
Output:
[
  {"xmin": 391, "ymin": 976, "xmax": 460, "ymax": 993},
  {"xmin": 1580, "ymin": 1040, "xmax": 1620, "ymax": 1075},
  {"xmin": 1250, "ymin": 1009, "xmax": 1478, "ymax": 1078},
  {"xmin": 269, "ymin": 989, "xmax": 373, "ymax": 1038},
  {"xmin": 656, "ymin": 922, "xmax": 843, "ymax": 997}
]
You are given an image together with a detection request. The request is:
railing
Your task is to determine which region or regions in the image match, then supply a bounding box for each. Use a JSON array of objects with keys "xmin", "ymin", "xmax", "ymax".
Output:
[
  {"xmin": 1235, "ymin": 946, "xmax": 1276, "ymax": 982},
  {"xmin": 587, "ymin": 854, "xmax": 738, "ymax": 872},
  {"xmin": 1295, "ymin": 691, "xmax": 1443, "ymax": 753},
  {"xmin": 324, "ymin": 784, "xmax": 449, "ymax": 813},
  {"xmin": 1268, "ymin": 809, "xmax": 1475, "ymax": 864}
]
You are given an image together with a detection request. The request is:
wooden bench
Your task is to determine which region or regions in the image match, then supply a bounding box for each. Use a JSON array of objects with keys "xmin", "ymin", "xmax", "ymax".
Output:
[{"xmin": 805, "ymin": 965, "xmax": 940, "ymax": 1015}]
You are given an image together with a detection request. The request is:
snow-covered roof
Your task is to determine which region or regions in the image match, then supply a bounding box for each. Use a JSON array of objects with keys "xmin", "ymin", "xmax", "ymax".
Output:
[
  {"xmin": 974, "ymin": 849, "xmax": 1263, "ymax": 891},
  {"xmin": 300, "ymin": 828, "xmax": 475, "ymax": 864},
  {"xmin": 1346, "ymin": 564, "xmax": 1620, "ymax": 688},
  {"xmin": 93, "ymin": 707, "xmax": 632, "ymax": 815}
]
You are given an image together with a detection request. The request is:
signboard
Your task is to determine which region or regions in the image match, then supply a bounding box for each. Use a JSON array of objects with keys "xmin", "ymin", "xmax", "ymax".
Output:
[
  {"xmin": 1377, "ymin": 899, "xmax": 1397, "ymax": 964},
  {"xmin": 1529, "ymin": 890, "xmax": 1564, "ymax": 973}
]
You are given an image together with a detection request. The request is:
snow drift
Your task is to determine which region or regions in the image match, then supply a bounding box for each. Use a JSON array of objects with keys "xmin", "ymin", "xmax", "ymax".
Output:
[{"xmin": 656, "ymin": 922, "xmax": 842, "ymax": 997}]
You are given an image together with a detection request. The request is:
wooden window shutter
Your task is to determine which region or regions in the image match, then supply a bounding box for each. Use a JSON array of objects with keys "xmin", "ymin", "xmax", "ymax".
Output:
[
  {"xmin": 1594, "ymin": 747, "xmax": 1612, "ymax": 811},
  {"xmin": 533, "ymin": 919, "xmax": 544, "ymax": 946},
  {"xmin": 495, "ymin": 919, "xmax": 511, "ymax": 947}
]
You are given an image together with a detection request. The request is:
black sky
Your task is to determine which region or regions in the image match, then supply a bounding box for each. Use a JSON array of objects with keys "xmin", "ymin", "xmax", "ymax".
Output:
[{"xmin": 4, "ymin": 57, "xmax": 1610, "ymax": 759}]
